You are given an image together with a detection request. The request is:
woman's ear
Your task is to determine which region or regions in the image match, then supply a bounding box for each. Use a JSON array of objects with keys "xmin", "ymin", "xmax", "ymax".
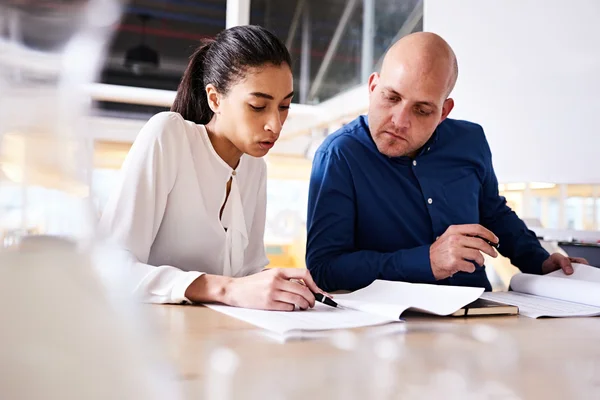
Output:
[{"xmin": 206, "ymin": 84, "xmax": 220, "ymax": 114}]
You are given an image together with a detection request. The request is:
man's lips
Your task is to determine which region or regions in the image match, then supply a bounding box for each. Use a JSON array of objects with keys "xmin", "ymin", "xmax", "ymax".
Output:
[{"xmin": 383, "ymin": 130, "xmax": 408, "ymax": 140}]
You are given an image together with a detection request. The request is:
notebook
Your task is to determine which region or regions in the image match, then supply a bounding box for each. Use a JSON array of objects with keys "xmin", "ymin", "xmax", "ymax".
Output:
[
  {"xmin": 481, "ymin": 263, "xmax": 600, "ymax": 318},
  {"xmin": 449, "ymin": 298, "xmax": 518, "ymax": 317}
]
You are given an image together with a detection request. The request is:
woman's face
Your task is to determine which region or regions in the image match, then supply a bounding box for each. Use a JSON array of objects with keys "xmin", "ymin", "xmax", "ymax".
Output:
[{"xmin": 213, "ymin": 63, "xmax": 294, "ymax": 158}]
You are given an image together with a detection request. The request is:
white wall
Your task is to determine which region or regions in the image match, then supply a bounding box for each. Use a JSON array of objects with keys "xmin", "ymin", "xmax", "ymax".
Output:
[{"xmin": 424, "ymin": 0, "xmax": 600, "ymax": 183}]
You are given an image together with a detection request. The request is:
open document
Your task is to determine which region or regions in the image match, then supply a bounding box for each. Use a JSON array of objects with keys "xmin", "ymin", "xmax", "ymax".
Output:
[
  {"xmin": 481, "ymin": 263, "xmax": 600, "ymax": 318},
  {"xmin": 206, "ymin": 281, "xmax": 483, "ymax": 340}
]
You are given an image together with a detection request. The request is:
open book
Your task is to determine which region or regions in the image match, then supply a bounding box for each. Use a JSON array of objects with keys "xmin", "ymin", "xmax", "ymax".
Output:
[
  {"xmin": 206, "ymin": 281, "xmax": 483, "ymax": 341},
  {"xmin": 481, "ymin": 263, "xmax": 600, "ymax": 318}
]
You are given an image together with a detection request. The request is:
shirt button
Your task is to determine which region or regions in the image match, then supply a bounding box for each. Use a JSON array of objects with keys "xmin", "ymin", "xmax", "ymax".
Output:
[
  {"xmin": 232, "ymin": 171, "xmax": 237, "ymax": 176},
  {"xmin": 412, "ymin": 160, "xmax": 417, "ymax": 166},
  {"xmin": 427, "ymin": 198, "xmax": 433, "ymax": 205},
  {"xmin": 427, "ymin": 147, "xmax": 431, "ymax": 152}
]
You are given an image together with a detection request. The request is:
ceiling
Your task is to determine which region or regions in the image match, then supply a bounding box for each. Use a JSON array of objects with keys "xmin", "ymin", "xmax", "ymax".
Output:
[{"xmin": 99, "ymin": 0, "xmax": 422, "ymax": 116}]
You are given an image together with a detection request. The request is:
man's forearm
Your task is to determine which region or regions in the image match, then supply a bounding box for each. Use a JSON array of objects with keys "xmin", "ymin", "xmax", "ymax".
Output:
[
  {"xmin": 486, "ymin": 211, "xmax": 549, "ymax": 274},
  {"xmin": 307, "ymin": 245, "xmax": 435, "ymax": 292}
]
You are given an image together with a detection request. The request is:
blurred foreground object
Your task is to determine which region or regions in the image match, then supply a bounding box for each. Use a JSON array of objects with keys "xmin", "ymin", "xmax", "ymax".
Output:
[{"xmin": 0, "ymin": 1, "xmax": 180, "ymax": 399}]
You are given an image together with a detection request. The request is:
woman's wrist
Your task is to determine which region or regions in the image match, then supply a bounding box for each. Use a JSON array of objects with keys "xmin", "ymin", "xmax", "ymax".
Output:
[{"xmin": 184, "ymin": 274, "xmax": 234, "ymax": 304}]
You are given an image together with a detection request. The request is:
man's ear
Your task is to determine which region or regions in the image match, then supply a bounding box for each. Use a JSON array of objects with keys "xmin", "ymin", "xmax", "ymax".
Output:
[
  {"xmin": 439, "ymin": 98, "xmax": 454, "ymax": 123},
  {"xmin": 206, "ymin": 84, "xmax": 220, "ymax": 113},
  {"xmin": 368, "ymin": 72, "xmax": 380, "ymax": 94}
]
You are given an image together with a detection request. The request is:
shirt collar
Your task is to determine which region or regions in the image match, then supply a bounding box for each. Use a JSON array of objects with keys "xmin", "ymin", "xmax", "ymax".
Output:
[
  {"xmin": 361, "ymin": 115, "xmax": 441, "ymax": 164},
  {"xmin": 198, "ymin": 124, "xmax": 244, "ymax": 177}
]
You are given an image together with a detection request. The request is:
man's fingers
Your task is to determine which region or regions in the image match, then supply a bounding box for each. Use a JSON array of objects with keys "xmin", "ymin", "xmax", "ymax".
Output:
[
  {"xmin": 278, "ymin": 280, "xmax": 316, "ymax": 308},
  {"xmin": 450, "ymin": 224, "xmax": 499, "ymax": 244},
  {"xmin": 569, "ymin": 257, "xmax": 589, "ymax": 265},
  {"xmin": 461, "ymin": 248, "xmax": 485, "ymax": 267},
  {"xmin": 461, "ymin": 236, "xmax": 498, "ymax": 258},
  {"xmin": 558, "ymin": 255, "xmax": 574, "ymax": 275},
  {"xmin": 454, "ymin": 260, "xmax": 476, "ymax": 274}
]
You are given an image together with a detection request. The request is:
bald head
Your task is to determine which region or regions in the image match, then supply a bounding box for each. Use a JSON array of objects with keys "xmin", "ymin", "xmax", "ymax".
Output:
[
  {"xmin": 367, "ymin": 32, "xmax": 458, "ymax": 158},
  {"xmin": 381, "ymin": 32, "xmax": 458, "ymax": 98}
]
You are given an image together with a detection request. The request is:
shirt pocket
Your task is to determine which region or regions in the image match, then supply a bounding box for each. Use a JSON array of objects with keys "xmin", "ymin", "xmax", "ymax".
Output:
[{"xmin": 441, "ymin": 173, "xmax": 481, "ymax": 224}]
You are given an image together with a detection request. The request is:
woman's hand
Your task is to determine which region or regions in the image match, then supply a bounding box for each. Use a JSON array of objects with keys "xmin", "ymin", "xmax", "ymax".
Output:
[
  {"xmin": 225, "ymin": 268, "xmax": 327, "ymax": 311},
  {"xmin": 185, "ymin": 268, "xmax": 328, "ymax": 311}
]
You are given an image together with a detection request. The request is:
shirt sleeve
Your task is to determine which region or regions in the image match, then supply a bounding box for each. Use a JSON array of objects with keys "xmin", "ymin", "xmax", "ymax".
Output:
[
  {"xmin": 97, "ymin": 112, "xmax": 202, "ymax": 304},
  {"xmin": 478, "ymin": 131, "xmax": 549, "ymax": 275},
  {"xmin": 306, "ymin": 148, "xmax": 436, "ymax": 292},
  {"xmin": 239, "ymin": 161, "xmax": 269, "ymax": 276}
]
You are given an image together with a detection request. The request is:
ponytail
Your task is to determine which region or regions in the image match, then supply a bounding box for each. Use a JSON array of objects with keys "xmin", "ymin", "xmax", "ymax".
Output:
[{"xmin": 171, "ymin": 41, "xmax": 214, "ymax": 125}]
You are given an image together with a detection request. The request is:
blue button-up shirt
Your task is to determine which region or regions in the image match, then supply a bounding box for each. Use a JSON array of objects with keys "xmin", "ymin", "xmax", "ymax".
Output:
[{"xmin": 306, "ymin": 115, "xmax": 549, "ymax": 292}]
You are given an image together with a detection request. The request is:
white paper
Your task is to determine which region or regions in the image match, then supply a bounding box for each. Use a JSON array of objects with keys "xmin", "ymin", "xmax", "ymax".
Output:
[
  {"xmin": 510, "ymin": 267, "xmax": 600, "ymax": 308},
  {"xmin": 335, "ymin": 280, "xmax": 484, "ymax": 318},
  {"xmin": 204, "ymin": 280, "xmax": 483, "ymax": 339},
  {"xmin": 548, "ymin": 263, "xmax": 600, "ymax": 283},
  {"xmin": 481, "ymin": 291, "xmax": 600, "ymax": 318},
  {"xmin": 205, "ymin": 302, "xmax": 399, "ymax": 336}
]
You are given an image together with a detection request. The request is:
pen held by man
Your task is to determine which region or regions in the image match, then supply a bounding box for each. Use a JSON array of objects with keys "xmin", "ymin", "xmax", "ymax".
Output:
[{"xmin": 430, "ymin": 224, "xmax": 500, "ymax": 280}]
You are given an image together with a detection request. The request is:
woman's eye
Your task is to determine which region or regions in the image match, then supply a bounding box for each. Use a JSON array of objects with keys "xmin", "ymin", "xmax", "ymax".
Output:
[{"xmin": 249, "ymin": 105, "xmax": 266, "ymax": 111}]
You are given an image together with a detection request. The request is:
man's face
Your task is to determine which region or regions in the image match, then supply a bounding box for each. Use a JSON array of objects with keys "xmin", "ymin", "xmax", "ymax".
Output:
[{"xmin": 367, "ymin": 61, "xmax": 454, "ymax": 158}]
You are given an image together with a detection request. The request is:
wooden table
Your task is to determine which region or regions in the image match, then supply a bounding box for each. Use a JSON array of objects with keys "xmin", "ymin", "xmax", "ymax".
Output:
[{"xmin": 149, "ymin": 305, "xmax": 600, "ymax": 399}]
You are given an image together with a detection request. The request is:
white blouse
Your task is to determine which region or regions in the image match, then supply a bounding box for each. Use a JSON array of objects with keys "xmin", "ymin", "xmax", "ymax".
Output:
[{"xmin": 98, "ymin": 112, "xmax": 269, "ymax": 304}]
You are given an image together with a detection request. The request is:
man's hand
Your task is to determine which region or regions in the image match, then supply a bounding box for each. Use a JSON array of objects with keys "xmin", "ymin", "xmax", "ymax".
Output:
[
  {"xmin": 430, "ymin": 224, "xmax": 499, "ymax": 280},
  {"xmin": 541, "ymin": 253, "xmax": 589, "ymax": 275}
]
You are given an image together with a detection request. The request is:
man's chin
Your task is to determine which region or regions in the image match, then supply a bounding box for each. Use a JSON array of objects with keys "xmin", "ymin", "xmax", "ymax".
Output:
[{"xmin": 375, "ymin": 140, "xmax": 410, "ymax": 158}]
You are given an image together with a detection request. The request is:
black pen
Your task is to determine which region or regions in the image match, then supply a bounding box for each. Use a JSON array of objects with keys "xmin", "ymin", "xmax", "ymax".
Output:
[
  {"xmin": 475, "ymin": 235, "xmax": 499, "ymax": 249},
  {"xmin": 290, "ymin": 278, "xmax": 340, "ymax": 308},
  {"xmin": 312, "ymin": 291, "xmax": 339, "ymax": 308}
]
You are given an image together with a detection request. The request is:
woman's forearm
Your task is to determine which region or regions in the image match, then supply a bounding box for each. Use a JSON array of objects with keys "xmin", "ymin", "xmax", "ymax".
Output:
[{"xmin": 184, "ymin": 274, "xmax": 233, "ymax": 304}]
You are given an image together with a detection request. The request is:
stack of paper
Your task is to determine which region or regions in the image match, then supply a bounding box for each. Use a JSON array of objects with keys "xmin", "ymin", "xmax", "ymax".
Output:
[{"xmin": 481, "ymin": 263, "xmax": 600, "ymax": 318}]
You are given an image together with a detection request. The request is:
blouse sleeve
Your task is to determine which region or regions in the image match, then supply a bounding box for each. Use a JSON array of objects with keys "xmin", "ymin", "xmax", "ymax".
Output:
[{"xmin": 97, "ymin": 112, "xmax": 202, "ymax": 304}]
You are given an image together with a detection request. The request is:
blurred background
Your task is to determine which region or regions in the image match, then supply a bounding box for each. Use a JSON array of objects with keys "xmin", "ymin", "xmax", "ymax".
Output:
[{"xmin": 2, "ymin": 0, "xmax": 600, "ymax": 289}]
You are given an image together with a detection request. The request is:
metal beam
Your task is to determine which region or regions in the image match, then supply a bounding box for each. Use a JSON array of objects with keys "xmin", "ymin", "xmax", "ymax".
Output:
[
  {"xmin": 308, "ymin": 0, "xmax": 357, "ymax": 102},
  {"xmin": 286, "ymin": 0, "xmax": 306, "ymax": 50},
  {"xmin": 374, "ymin": 0, "xmax": 423, "ymax": 71},
  {"xmin": 299, "ymin": 3, "xmax": 311, "ymax": 104},
  {"xmin": 83, "ymin": 83, "xmax": 320, "ymax": 120},
  {"xmin": 361, "ymin": 0, "xmax": 375, "ymax": 83},
  {"xmin": 226, "ymin": 0, "xmax": 251, "ymax": 28}
]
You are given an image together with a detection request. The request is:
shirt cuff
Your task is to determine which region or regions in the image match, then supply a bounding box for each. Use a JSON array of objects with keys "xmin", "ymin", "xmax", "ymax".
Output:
[
  {"xmin": 396, "ymin": 245, "xmax": 437, "ymax": 283},
  {"xmin": 528, "ymin": 249, "xmax": 550, "ymax": 275},
  {"xmin": 171, "ymin": 271, "xmax": 204, "ymax": 304}
]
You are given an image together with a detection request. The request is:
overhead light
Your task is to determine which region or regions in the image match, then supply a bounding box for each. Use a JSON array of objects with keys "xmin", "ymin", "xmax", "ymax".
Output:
[{"xmin": 124, "ymin": 14, "xmax": 160, "ymax": 75}]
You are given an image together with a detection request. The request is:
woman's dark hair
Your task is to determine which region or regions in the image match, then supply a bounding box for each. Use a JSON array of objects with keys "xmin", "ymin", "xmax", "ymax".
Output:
[{"xmin": 171, "ymin": 25, "xmax": 292, "ymax": 125}]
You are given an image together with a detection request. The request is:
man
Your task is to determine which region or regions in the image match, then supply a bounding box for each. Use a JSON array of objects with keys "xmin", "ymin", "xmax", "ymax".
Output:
[{"xmin": 306, "ymin": 32, "xmax": 586, "ymax": 292}]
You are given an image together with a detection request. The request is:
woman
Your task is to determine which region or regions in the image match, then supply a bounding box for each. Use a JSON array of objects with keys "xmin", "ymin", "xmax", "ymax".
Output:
[{"xmin": 99, "ymin": 25, "xmax": 324, "ymax": 310}]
